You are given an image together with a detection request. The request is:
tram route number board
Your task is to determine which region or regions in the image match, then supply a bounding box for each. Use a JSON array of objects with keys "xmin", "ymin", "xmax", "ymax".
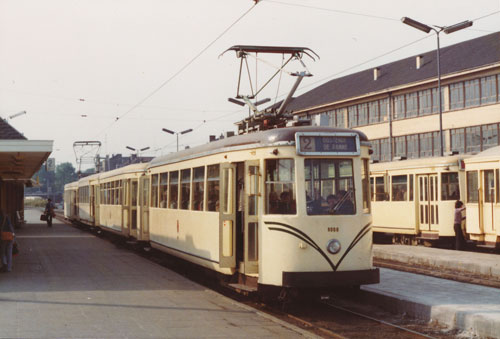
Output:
[{"xmin": 296, "ymin": 133, "xmax": 360, "ymax": 155}]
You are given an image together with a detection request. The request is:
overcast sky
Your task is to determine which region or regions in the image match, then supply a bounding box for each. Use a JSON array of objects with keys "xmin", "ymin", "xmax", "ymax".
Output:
[{"xmin": 1, "ymin": 0, "xmax": 499, "ymax": 170}]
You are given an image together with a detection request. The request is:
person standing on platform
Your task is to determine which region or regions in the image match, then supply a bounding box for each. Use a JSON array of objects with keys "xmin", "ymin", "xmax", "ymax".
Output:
[
  {"xmin": 0, "ymin": 210, "xmax": 15, "ymax": 273},
  {"xmin": 44, "ymin": 198, "xmax": 55, "ymax": 227},
  {"xmin": 454, "ymin": 200, "xmax": 466, "ymax": 250}
]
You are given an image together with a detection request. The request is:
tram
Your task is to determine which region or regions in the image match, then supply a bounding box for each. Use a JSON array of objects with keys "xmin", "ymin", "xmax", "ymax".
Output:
[
  {"xmin": 370, "ymin": 155, "xmax": 469, "ymax": 245},
  {"xmin": 64, "ymin": 126, "xmax": 379, "ymax": 293},
  {"xmin": 464, "ymin": 145, "xmax": 500, "ymax": 248}
]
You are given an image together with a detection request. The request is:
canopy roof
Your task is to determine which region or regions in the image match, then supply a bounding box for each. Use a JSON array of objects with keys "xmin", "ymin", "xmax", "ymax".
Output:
[{"xmin": 0, "ymin": 140, "xmax": 53, "ymax": 182}]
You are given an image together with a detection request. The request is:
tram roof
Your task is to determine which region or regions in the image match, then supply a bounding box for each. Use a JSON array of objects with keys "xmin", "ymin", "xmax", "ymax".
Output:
[
  {"xmin": 148, "ymin": 126, "xmax": 368, "ymax": 169},
  {"xmin": 465, "ymin": 145, "xmax": 500, "ymax": 163},
  {"xmin": 98, "ymin": 163, "xmax": 148, "ymax": 181},
  {"xmin": 370, "ymin": 154, "xmax": 470, "ymax": 172}
]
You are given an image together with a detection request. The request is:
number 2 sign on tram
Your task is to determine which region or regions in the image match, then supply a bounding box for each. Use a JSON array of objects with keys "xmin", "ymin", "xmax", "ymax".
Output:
[{"xmin": 295, "ymin": 132, "xmax": 360, "ymax": 156}]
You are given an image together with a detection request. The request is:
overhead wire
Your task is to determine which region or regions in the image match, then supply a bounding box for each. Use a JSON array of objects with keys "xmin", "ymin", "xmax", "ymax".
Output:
[{"xmin": 95, "ymin": 1, "xmax": 260, "ymax": 138}]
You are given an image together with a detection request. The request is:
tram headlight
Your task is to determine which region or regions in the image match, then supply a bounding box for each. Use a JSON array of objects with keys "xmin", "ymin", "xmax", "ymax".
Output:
[{"xmin": 326, "ymin": 239, "xmax": 341, "ymax": 254}]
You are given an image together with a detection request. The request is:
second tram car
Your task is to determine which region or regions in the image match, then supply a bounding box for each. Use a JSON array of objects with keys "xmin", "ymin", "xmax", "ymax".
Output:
[
  {"xmin": 464, "ymin": 145, "xmax": 500, "ymax": 248},
  {"xmin": 64, "ymin": 126, "xmax": 379, "ymax": 293},
  {"xmin": 370, "ymin": 155, "xmax": 468, "ymax": 245}
]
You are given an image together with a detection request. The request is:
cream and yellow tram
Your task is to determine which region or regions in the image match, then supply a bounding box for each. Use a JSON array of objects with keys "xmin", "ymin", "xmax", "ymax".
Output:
[
  {"xmin": 76, "ymin": 173, "xmax": 100, "ymax": 226},
  {"xmin": 145, "ymin": 126, "xmax": 378, "ymax": 291},
  {"xmin": 464, "ymin": 146, "xmax": 500, "ymax": 248},
  {"xmin": 370, "ymin": 155, "xmax": 468, "ymax": 245},
  {"xmin": 97, "ymin": 163, "xmax": 147, "ymax": 239}
]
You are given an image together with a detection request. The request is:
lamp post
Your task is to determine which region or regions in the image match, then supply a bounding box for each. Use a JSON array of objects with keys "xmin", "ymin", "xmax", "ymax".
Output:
[
  {"xmin": 126, "ymin": 146, "xmax": 150, "ymax": 163},
  {"xmin": 401, "ymin": 17, "xmax": 472, "ymax": 156},
  {"xmin": 162, "ymin": 128, "xmax": 193, "ymax": 152}
]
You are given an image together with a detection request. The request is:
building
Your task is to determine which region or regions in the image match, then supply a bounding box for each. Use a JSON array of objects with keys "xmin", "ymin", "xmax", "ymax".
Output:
[
  {"xmin": 100, "ymin": 153, "xmax": 154, "ymax": 172},
  {"xmin": 0, "ymin": 119, "xmax": 53, "ymax": 224},
  {"xmin": 282, "ymin": 31, "xmax": 500, "ymax": 162}
]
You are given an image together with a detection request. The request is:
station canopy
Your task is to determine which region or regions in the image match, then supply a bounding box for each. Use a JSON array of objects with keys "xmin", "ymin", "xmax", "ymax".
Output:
[{"xmin": 0, "ymin": 119, "xmax": 53, "ymax": 184}]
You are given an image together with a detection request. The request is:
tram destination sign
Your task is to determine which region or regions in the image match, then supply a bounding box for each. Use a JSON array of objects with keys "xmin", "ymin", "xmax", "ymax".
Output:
[{"xmin": 295, "ymin": 132, "xmax": 360, "ymax": 156}]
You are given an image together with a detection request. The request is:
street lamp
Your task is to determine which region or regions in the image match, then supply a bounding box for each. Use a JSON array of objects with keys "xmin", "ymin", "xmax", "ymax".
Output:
[
  {"xmin": 162, "ymin": 128, "xmax": 193, "ymax": 152},
  {"xmin": 401, "ymin": 17, "xmax": 472, "ymax": 156},
  {"xmin": 126, "ymin": 146, "xmax": 150, "ymax": 163}
]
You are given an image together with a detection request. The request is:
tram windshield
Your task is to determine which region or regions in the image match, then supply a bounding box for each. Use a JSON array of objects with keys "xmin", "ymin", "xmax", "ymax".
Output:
[{"xmin": 305, "ymin": 159, "xmax": 355, "ymax": 215}]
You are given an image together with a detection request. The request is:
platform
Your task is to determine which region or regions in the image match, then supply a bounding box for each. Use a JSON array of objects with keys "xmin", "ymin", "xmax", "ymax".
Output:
[
  {"xmin": 0, "ymin": 209, "xmax": 315, "ymax": 338},
  {"xmin": 367, "ymin": 244, "xmax": 500, "ymax": 338}
]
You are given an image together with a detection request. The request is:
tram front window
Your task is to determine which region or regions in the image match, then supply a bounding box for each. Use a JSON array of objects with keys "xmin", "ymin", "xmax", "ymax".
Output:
[{"xmin": 305, "ymin": 159, "xmax": 355, "ymax": 215}]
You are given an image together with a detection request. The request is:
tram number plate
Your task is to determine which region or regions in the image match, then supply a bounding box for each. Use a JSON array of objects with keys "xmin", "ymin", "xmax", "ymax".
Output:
[
  {"xmin": 297, "ymin": 134, "xmax": 359, "ymax": 155},
  {"xmin": 328, "ymin": 227, "xmax": 339, "ymax": 232}
]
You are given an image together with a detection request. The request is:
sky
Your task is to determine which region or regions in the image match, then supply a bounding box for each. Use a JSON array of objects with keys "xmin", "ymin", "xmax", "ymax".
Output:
[{"xmin": 1, "ymin": 0, "xmax": 499, "ymax": 170}]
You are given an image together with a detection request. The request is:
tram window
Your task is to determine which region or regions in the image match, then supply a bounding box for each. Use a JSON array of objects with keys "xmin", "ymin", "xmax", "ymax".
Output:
[
  {"xmin": 361, "ymin": 159, "xmax": 370, "ymax": 212},
  {"xmin": 484, "ymin": 170, "xmax": 495, "ymax": 203},
  {"xmin": 370, "ymin": 177, "xmax": 375, "ymax": 201},
  {"xmin": 375, "ymin": 177, "xmax": 388, "ymax": 201},
  {"xmin": 441, "ymin": 173, "xmax": 460, "ymax": 200},
  {"xmin": 305, "ymin": 159, "xmax": 355, "ymax": 215},
  {"xmin": 265, "ymin": 159, "xmax": 296, "ymax": 215},
  {"xmin": 207, "ymin": 164, "xmax": 220, "ymax": 212},
  {"xmin": 169, "ymin": 171, "xmax": 179, "ymax": 209},
  {"xmin": 466, "ymin": 171, "xmax": 478, "ymax": 203},
  {"xmin": 159, "ymin": 173, "xmax": 168, "ymax": 208},
  {"xmin": 131, "ymin": 181, "xmax": 138, "ymax": 206},
  {"xmin": 192, "ymin": 166, "xmax": 205, "ymax": 211},
  {"xmin": 409, "ymin": 174, "xmax": 414, "ymax": 201},
  {"xmin": 391, "ymin": 175, "xmax": 407, "ymax": 201},
  {"xmin": 180, "ymin": 169, "xmax": 191, "ymax": 210},
  {"xmin": 151, "ymin": 174, "xmax": 159, "ymax": 208}
]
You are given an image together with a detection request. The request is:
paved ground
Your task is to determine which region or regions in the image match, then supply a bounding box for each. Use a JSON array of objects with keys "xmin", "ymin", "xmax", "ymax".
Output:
[{"xmin": 0, "ymin": 209, "xmax": 315, "ymax": 339}]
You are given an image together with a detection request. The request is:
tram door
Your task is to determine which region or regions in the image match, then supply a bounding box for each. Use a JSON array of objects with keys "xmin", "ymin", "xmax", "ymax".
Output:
[
  {"xmin": 130, "ymin": 179, "xmax": 139, "ymax": 238},
  {"xmin": 139, "ymin": 176, "xmax": 150, "ymax": 240},
  {"xmin": 219, "ymin": 163, "xmax": 236, "ymax": 268},
  {"xmin": 94, "ymin": 185, "xmax": 100, "ymax": 226},
  {"xmin": 418, "ymin": 174, "xmax": 439, "ymax": 232},
  {"xmin": 90, "ymin": 185, "xmax": 95, "ymax": 224},
  {"xmin": 122, "ymin": 179, "xmax": 130, "ymax": 236},
  {"xmin": 243, "ymin": 160, "xmax": 260, "ymax": 274},
  {"xmin": 480, "ymin": 170, "xmax": 497, "ymax": 234}
]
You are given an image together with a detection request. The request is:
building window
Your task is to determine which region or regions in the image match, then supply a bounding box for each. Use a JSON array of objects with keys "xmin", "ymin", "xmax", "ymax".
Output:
[
  {"xmin": 407, "ymin": 134, "xmax": 419, "ymax": 159},
  {"xmin": 431, "ymin": 87, "xmax": 443, "ymax": 113},
  {"xmin": 481, "ymin": 75, "xmax": 497, "ymax": 104},
  {"xmin": 482, "ymin": 123, "xmax": 499, "ymax": 151},
  {"xmin": 450, "ymin": 82, "xmax": 464, "ymax": 110},
  {"xmin": 433, "ymin": 131, "xmax": 441, "ymax": 156},
  {"xmin": 466, "ymin": 126, "xmax": 481, "ymax": 153},
  {"xmin": 380, "ymin": 98, "xmax": 389, "ymax": 122},
  {"xmin": 393, "ymin": 95, "xmax": 405, "ymax": 120},
  {"xmin": 419, "ymin": 132, "xmax": 433, "ymax": 157},
  {"xmin": 451, "ymin": 128, "xmax": 465, "ymax": 154},
  {"xmin": 369, "ymin": 101, "xmax": 380, "ymax": 124},
  {"xmin": 358, "ymin": 103, "xmax": 368, "ymax": 126},
  {"xmin": 405, "ymin": 92, "xmax": 418, "ymax": 118},
  {"xmin": 380, "ymin": 138, "xmax": 391, "ymax": 162},
  {"xmin": 335, "ymin": 109, "xmax": 345, "ymax": 128},
  {"xmin": 348, "ymin": 106, "xmax": 357, "ymax": 127},
  {"xmin": 418, "ymin": 89, "xmax": 432, "ymax": 116},
  {"xmin": 394, "ymin": 136, "xmax": 406, "ymax": 158},
  {"xmin": 464, "ymin": 79, "xmax": 480, "ymax": 107},
  {"xmin": 371, "ymin": 140, "xmax": 380, "ymax": 162}
]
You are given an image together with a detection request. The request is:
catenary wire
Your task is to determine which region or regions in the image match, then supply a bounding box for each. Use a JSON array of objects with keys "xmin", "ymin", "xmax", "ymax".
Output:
[{"xmin": 94, "ymin": 1, "xmax": 260, "ymax": 138}]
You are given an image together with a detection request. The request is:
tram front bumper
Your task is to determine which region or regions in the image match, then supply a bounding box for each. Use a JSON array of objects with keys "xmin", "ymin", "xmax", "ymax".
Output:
[{"xmin": 282, "ymin": 268, "xmax": 380, "ymax": 288}]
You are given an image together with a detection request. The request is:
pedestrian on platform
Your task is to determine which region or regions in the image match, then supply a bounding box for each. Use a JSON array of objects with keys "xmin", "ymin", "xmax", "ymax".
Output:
[
  {"xmin": 0, "ymin": 210, "xmax": 15, "ymax": 273},
  {"xmin": 44, "ymin": 198, "xmax": 55, "ymax": 227},
  {"xmin": 454, "ymin": 200, "xmax": 466, "ymax": 250}
]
